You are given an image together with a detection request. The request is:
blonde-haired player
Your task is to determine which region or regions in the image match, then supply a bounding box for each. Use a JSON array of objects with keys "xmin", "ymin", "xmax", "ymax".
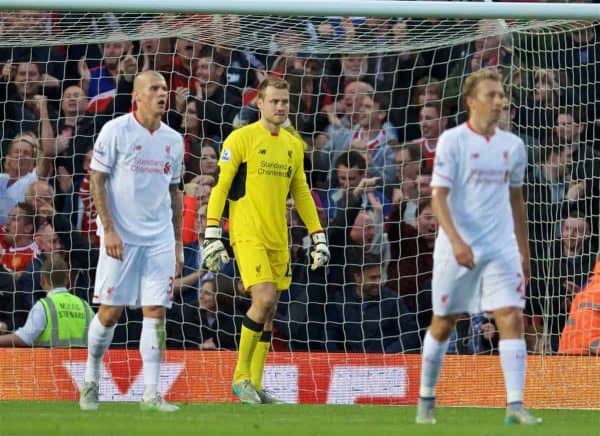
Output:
[
  {"xmin": 416, "ymin": 70, "xmax": 542, "ymax": 425},
  {"xmin": 204, "ymin": 78, "xmax": 329, "ymax": 404},
  {"xmin": 80, "ymin": 71, "xmax": 184, "ymax": 412}
]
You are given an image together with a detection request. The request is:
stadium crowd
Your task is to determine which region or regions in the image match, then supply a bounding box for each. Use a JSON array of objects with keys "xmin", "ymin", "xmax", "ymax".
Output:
[{"xmin": 0, "ymin": 11, "xmax": 599, "ymax": 355}]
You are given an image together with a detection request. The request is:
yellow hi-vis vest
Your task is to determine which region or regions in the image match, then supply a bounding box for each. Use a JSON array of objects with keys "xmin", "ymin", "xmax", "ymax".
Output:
[{"xmin": 34, "ymin": 290, "xmax": 94, "ymax": 347}]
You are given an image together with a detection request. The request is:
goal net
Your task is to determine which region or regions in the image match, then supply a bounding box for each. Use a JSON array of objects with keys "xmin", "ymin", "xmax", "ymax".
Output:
[{"xmin": 0, "ymin": 9, "xmax": 599, "ymax": 407}]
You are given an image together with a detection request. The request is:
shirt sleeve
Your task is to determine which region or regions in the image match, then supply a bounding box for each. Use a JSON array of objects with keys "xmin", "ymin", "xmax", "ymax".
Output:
[
  {"xmin": 510, "ymin": 139, "xmax": 527, "ymax": 187},
  {"xmin": 171, "ymin": 135, "xmax": 185, "ymax": 184},
  {"xmin": 14, "ymin": 302, "xmax": 47, "ymax": 346},
  {"xmin": 430, "ymin": 131, "xmax": 457, "ymax": 188},
  {"xmin": 206, "ymin": 131, "xmax": 244, "ymax": 227},
  {"xmin": 90, "ymin": 121, "xmax": 118, "ymax": 174},
  {"xmin": 289, "ymin": 139, "xmax": 322, "ymax": 235}
]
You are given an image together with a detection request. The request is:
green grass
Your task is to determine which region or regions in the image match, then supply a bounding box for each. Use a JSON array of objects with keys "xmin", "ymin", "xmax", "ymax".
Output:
[{"xmin": 0, "ymin": 401, "xmax": 596, "ymax": 436}]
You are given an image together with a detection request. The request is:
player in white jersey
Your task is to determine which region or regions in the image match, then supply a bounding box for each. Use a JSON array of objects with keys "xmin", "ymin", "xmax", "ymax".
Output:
[
  {"xmin": 80, "ymin": 71, "xmax": 184, "ymax": 413},
  {"xmin": 416, "ymin": 70, "xmax": 542, "ymax": 426}
]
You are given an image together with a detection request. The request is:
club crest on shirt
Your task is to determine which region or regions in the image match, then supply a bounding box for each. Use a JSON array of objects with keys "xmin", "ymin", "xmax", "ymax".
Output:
[
  {"xmin": 164, "ymin": 161, "xmax": 171, "ymax": 174},
  {"xmin": 221, "ymin": 149, "xmax": 232, "ymax": 162}
]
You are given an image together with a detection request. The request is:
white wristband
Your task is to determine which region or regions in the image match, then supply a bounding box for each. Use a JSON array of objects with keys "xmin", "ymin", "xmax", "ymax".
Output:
[{"xmin": 204, "ymin": 227, "xmax": 222, "ymax": 239}]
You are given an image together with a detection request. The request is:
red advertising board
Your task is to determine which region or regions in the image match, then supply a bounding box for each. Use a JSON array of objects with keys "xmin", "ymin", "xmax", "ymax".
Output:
[{"xmin": 1, "ymin": 350, "xmax": 598, "ymax": 408}]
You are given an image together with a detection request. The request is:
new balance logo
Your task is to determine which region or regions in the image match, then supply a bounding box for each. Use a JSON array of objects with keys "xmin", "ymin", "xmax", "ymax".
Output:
[
  {"xmin": 258, "ymin": 149, "xmax": 267, "ymax": 155},
  {"xmin": 256, "ymin": 264, "xmax": 262, "ymax": 274}
]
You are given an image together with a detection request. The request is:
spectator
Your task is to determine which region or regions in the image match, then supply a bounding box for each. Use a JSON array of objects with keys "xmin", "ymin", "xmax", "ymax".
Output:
[
  {"xmin": 349, "ymin": 93, "xmax": 398, "ymax": 186},
  {"xmin": 52, "ymin": 85, "xmax": 111, "ymax": 189},
  {"xmin": 551, "ymin": 21, "xmax": 600, "ymax": 138},
  {"xmin": 0, "ymin": 203, "xmax": 38, "ymax": 273},
  {"xmin": 530, "ymin": 212, "xmax": 595, "ymax": 352},
  {"xmin": 388, "ymin": 141, "xmax": 421, "ymax": 205},
  {"xmin": 392, "ymin": 77, "xmax": 443, "ymax": 143},
  {"xmin": 517, "ymin": 68, "xmax": 567, "ymax": 142},
  {"xmin": 24, "ymin": 179, "xmax": 55, "ymax": 227},
  {"xmin": 387, "ymin": 198, "xmax": 437, "ymax": 332},
  {"xmin": 0, "ymin": 132, "xmax": 53, "ymax": 224},
  {"xmin": 415, "ymin": 102, "xmax": 448, "ymax": 172},
  {"xmin": 0, "ymin": 255, "xmax": 94, "ymax": 347},
  {"xmin": 348, "ymin": 204, "xmax": 390, "ymax": 282},
  {"xmin": 323, "ymin": 80, "xmax": 374, "ymax": 154},
  {"xmin": 525, "ymin": 143, "xmax": 572, "ymax": 262},
  {"xmin": 168, "ymin": 274, "xmax": 239, "ymax": 350},
  {"xmin": 326, "ymin": 252, "xmax": 420, "ymax": 353},
  {"xmin": 84, "ymin": 34, "xmax": 132, "ymax": 99},
  {"xmin": 14, "ymin": 220, "xmax": 64, "ymax": 328},
  {"xmin": 1, "ymin": 59, "xmax": 61, "ymax": 149}
]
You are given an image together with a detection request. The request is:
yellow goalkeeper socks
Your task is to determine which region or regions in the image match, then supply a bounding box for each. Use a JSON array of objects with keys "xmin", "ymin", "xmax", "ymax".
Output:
[
  {"xmin": 233, "ymin": 316, "xmax": 264, "ymax": 383},
  {"xmin": 250, "ymin": 331, "xmax": 272, "ymax": 391}
]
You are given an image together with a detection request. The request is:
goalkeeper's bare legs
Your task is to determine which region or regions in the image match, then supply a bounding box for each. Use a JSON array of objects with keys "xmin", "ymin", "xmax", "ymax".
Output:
[{"xmin": 232, "ymin": 282, "xmax": 278, "ymax": 404}]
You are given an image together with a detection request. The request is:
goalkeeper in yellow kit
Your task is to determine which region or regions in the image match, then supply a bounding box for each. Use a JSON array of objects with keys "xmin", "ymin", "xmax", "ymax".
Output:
[{"xmin": 203, "ymin": 78, "xmax": 330, "ymax": 404}]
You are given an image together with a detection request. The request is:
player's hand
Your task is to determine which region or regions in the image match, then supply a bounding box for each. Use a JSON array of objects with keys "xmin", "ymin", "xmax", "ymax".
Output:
[
  {"xmin": 310, "ymin": 232, "xmax": 330, "ymax": 271},
  {"xmin": 452, "ymin": 239, "xmax": 474, "ymax": 269},
  {"xmin": 202, "ymin": 227, "xmax": 230, "ymax": 272},
  {"xmin": 104, "ymin": 229, "xmax": 124, "ymax": 261},
  {"xmin": 175, "ymin": 241, "xmax": 184, "ymax": 276}
]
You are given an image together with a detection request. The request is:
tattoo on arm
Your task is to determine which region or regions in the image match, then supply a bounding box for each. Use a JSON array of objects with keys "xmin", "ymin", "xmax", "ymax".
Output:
[
  {"xmin": 90, "ymin": 170, "xmax": 115, "ymax": 232},
  {"xmin": 170, "ymin": 184, "xmax": 183, "ymax": 242}
]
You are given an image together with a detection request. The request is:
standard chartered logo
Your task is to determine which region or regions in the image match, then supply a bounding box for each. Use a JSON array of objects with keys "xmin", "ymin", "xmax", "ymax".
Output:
[{"xmin": 258, "ymin": 160, "xmax": 292, "ymax": 178}]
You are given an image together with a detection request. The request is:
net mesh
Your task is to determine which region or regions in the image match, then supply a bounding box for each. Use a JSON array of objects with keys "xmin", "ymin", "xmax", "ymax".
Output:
[{"xmin": 0, "ymin": 9, "xmax": 599, "ymax": 406}]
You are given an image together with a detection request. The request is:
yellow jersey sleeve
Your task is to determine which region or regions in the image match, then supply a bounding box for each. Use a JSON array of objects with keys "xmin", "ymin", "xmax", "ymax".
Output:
[
  {"xmin": 289, "ymin": 137, "xmax": 322, "ymax": 235},
  {"xmin": 206, "ymin": 130, "xmax": 245, "ymax": 227}
]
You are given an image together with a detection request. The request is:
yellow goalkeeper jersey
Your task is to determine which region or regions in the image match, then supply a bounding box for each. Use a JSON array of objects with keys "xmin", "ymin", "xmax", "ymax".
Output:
[{"xmin": 207, "ymin": 121, "xmax": 322, "ymax": 250}]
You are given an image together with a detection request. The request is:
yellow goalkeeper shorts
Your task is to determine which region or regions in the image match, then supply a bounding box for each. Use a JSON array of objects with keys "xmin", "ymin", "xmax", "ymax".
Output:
[{"xmin": 232, "ymin": 242, "xmax": 291, "ymax": 291}]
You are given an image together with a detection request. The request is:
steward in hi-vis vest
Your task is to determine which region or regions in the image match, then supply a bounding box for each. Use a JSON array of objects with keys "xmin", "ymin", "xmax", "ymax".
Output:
[{"xmin": 0, "ymin": 255, "xmax": 93, "ymax": 347}]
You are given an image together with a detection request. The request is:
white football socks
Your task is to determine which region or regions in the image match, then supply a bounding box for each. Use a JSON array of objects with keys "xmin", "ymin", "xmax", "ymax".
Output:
[
  {"xmin": 499, "ymin": 339, "xmax": 527, "ymax": 404},
  {"xmin": 419, "ymin": 330, "xmax": 450, "ymax": 398},
  {"xmin": 84, "ymin": 315, "xmax": 116, "ymax": 384},
  {"xmin": 140, "ymin": 317, "xmax": 165, "ymax": 400}
]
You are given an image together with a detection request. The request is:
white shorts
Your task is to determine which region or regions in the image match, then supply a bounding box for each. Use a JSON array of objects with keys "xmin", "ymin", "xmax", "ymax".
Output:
[
  {"xmin": 431, "ymin": 252, "xmax": 525, "ymax": 316},
  {"xmin": 93, "ymin": 239, "xmax": 175, "ymax": 308}
]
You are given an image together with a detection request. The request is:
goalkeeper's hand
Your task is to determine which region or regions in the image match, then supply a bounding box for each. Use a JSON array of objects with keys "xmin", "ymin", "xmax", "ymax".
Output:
[
  {"xmin": 310, "ymin": 232, "xmax": 330, "ymax": 271},
  {"xmin": 202, "ymin": 227, "xmax": 230, "ymax": 272}
]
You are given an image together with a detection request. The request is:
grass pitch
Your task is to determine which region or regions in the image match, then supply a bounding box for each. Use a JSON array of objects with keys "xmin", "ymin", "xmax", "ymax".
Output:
[{"xmin": 0, "ymin": 401, "xmax": 596, "ymax": 436}]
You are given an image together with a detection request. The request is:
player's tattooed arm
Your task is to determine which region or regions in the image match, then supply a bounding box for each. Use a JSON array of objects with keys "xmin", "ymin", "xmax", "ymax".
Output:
[
  {"xmin": 90, "ymin": 170, "xmax": 123, "ymax": 259},
  {"xmin": 90, "ymin": 170, "xmax": 115, "ymax": 232}
]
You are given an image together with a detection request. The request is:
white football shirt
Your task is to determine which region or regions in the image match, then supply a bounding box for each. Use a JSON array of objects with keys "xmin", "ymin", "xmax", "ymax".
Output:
[
  {"xmin": 90, "ymin": 113, "xmax": 184, "ymax": 246},
  {"xmin": 430, "ymin": 122, "xmax": 527, "ymax": 260}
]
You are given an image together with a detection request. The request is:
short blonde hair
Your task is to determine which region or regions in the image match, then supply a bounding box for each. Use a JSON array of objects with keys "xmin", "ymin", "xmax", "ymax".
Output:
[
  {"xmin": 257, "ymin": 78, "xmax": 289, "ymax": 99},
  {"xmin": 462, "ymin": 69, "xmax": 503, "ymax": 99}
]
